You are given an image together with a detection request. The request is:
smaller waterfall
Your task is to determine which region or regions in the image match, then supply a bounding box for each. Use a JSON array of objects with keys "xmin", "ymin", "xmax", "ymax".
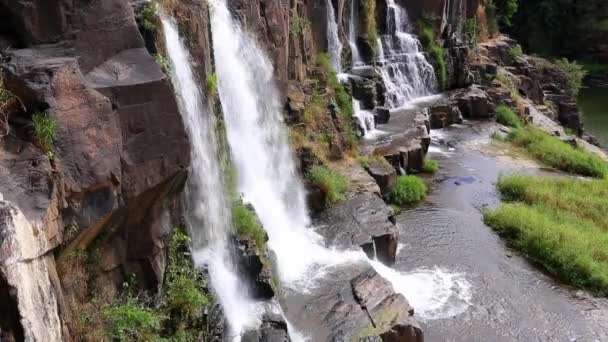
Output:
[
  {"xmin": 161, "ymin": 17, "xmax": 258, "ymax": 338},
  {"xmin": 348, "ymin": 0, "xmax": 362, "ymax": 66},
  {"xmin": 379, "ymin": 0, "xmax": 436, "ymax": 108},
  {"xmin": 353, "ymin": 100, "xmax": 376, "ymax": 138},
  {"xmin": 326, "ymin": 0, "xmax": 343, "ymax": 73}
]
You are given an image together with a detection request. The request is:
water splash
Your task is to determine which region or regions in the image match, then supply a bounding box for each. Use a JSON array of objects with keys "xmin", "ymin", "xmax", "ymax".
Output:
[
  {"xmin": 379, "ymin": 0, "xmax": 436, "ymax": 107},
  {"xmin": 161, "ymin": 16, "xmax": 259, "ymax": 338}
]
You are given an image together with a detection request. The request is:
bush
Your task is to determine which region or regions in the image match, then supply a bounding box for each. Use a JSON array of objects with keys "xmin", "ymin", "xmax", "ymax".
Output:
[
  {"xmin": 154, "ymin": 53, "xmax": 171, "ymax": 74},
  {"xmin": 290, "ymin": 13, "xmax": 308, "ymax": 36},
  {"xmin": 554, "ymin": 58, "xmax": 587, "ymax": 96},
  {"xmin": 136, "ymin": 1, "xmax": 156, "ymax": 31},
  {"xmin": 232, "ymin": 203, "xmax": 267, "ymax": 250},
  {"xmin": 388, "ymin": 176, "xmax": 427, "ymax": 205},
  {"xmin": 506, "ymin": 126, "xmax": 608, "ymax": 178},
  {"xmin": 422, "ymin": 159, "xmax": 440, "ymax": 174},
  {"xmin": 32, "ymin": 111, "xmax": 57, "ymax": 156},
  {"xmin": 465, "ymin": 18, "xmax": 479, "ymax": 49},
  {"xmin": 508, "ymin": 45, "xmax": 523, "ymax": 61},
  {"xmin": 206, "ymin": 72, "xmax": 218, "ymax": 97},
  {"xmin": 102, "ymin": 298, "xmax": 164, "ymax": 341},
  {"xmin": 418, "ymin": 19, "xmax": 447, "ymax": 90},
  {"xmin": 307, "ymin": 165, "xmax": 349, "ymax": 204},
  {"xmin": 484, "ymin": 175, "xmax": 608, "ymax": 295},
  {"xmin": 495, "ymin": 105, "xmax": 522, "ymax": 128}
]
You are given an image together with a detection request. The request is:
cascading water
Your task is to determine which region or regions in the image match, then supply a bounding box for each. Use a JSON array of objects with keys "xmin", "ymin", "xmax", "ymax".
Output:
[
  {"xmin": 326, "ymin": 0, "xmax": 343, "ymax": 73},
  {"xmin": 209, "ymin": 0, "xmax": 471, "ymax": 336},
  {"xmin": 348, "ymin": 0, "xmax": 362, "ymax": 66},
  {"xmin": 353, "ymin": 100, "xmax": 377, "ymax": 138},
  {"xmin": 161, "ymin": 16, "xmax": 258, "ymax": 338},
  {"xmin": 378, "ymin": 0, "xmax": 436, "ymax": 107}
]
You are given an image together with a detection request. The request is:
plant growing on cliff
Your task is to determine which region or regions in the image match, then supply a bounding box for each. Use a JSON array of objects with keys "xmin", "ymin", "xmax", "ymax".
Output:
[
  {"xmin": 154, "ymin": 53, "xmax": 171, "ymax": 74},
  {"xmin": 307, "ymin": 165, "xmax": 349, "ymax": 204},
  {"xmin": 206, "ymin": 72, "xmax": 218, "ymax": 97},
  {"xmin": 32, "ymin": 111, "xmax": 57, "ymax": 157},
  {"xmin": 417, "ymin": 18, "xmax": 448, "ymax": 90},
  {"xmin": 136, "ymin": 1, "xmax": 157, "ymax": 32},
  {"xmin": 290, "ymin": 12, "xmax": 309, "ymax": 36},
  {"xmin": 361, "ymin": 0, "xmax": 379, "ymax": 52},
  {"xmin": 388, "ymin": 176, "xmax": 427, "ymax": 205},
  {"xmin": 554, "ymin": 58, "xmax": 587, "ymax": 96},
  {"xmin": 466, "ymin": 18, "xmax": 479, "ymax": 49},
  {"xmin": 102, "ymin": 298, "xmax": 165, "ymax": 341},
  {"xmin": 232, "ymin": 201, "xmax": 268, "ymax": 251}
]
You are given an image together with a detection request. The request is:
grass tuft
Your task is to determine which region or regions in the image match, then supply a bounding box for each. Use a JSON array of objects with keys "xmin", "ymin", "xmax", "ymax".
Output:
[
  {"xmin": 307, "ymin": 165, "xmax": 349, "ymax": 204},
  {"xmin": 388, "ymin": 175, "xmax": 427, "ymax": 205},
  {"xmin": 495, "ymin": 105, "xmax": 522, "ymax": 128},
  {"xmin": 232, "ymin": 202, "xmax": 267, "ymax": 251},
  {"xmin": 422, "ymin": 159, "xmax": 440, "ymax": 174},
  {"xmin": 32, "ymin": 111, "xmax": 57, "ymax": 157},
  {"xmin": 484, "ymin": 175, "xmax": 608, "ymax": 295}
]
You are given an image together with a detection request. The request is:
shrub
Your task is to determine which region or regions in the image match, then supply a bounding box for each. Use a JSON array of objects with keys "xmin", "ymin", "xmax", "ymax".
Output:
[
  {"xmin": 102, "ymin": 298, "xmax": 164, "ymax": 341},
  {"xmin": 154, "ymin": 53, "xmax": 171, "ymax": 74},
  {"xmin": 554, "ymin": 58, "xmax": 587, "ymax": 96},
  {"xmin": 495, "ymin": 105, "xmax": 522, "ymax": 128},
  {"xmin": 465, "ymin": 18, "xmax": 479, "ymax": 49},
  {"xmin": 290, "ymin": 13, "xmax": 308, "ymax": 36},
  {"xmin": 418, "ymin": 19, "xmax": 447, "ymax": 90},
  {"xmin": 491, "ymin": 0, "xmax": 519, "ymax": 28},
  {"xmin": 506, "ymin": 126, "xmax": 608, "ymax": 178},
  {"xmin": 508, "ymin": 45, "xmax": 523, "ymax": 61},
  {"xmin": 136, "ymin": 1, "xmax": 157, "ymax": 31},
  {"xmin": 484, "ymin": 175, "xmax": 608, "ymax": 295},
  {"xmin": 206, "ymin": 72, "xmax": 218, "ymax": 97},
  {"xmin": 388, "ymin": 176, "xmax": 427, "ymax": 205},
  {"xmin": 422, "ymin": 159, "xmax": 440, "ymax": 174},
  {"xmin": 32, "ymin": 111, "xmax": 57, "ymax": 156},
  {"xmin": 232, "ymin": 203, "xmax": 267, "ymax": 250},
  {"xmin": 307, "ymin": 165, "xmax": 349, "ymax": 204}
]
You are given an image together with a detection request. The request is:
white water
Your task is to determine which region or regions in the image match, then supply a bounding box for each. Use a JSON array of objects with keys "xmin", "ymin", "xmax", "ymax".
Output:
[
  {"xmin": 353, "ymin": 99, "xmax": 380, "ymax": 139},
  {"xmin": 209, "ymin": 0, "xmax": 471, "ymax": 336},
  {"xmin": 379, "ymin": 0, "xmax": 436, "ymax": 107},
  {"xmin": 161, "ymin": 17, "xmax": 259, "ymax": 338},
  {"xmin": 326, "ymin": 0, "xmax": 343, "ymax": 73},
  {"xmin": 348, "ymin": 0, "xmax": 362, "ymax": 66}
]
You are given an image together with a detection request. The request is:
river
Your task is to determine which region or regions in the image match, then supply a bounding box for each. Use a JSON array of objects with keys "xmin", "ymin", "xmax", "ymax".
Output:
[
  {"xmin": 580, "ymin": 87, "xmax": 608, "ymax": 148},
  {"xmin": 395, "ymin": 121, "xmax": 608, "ymax": 341}
]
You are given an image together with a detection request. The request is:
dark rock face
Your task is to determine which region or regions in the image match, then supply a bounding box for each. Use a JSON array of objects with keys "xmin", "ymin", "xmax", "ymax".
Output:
[
  {"xmin": 429, "ymin": 103, "xmax": 463, "ymax": 129},
  {"xmin": 242, "ymin": 311, "xmax": 291, "ymax": 342},
  {"xmin": 236, "ymin": 236, "xmax": 275, "ymax": 300},
  {"xmin": 455, "ymin": 85, "xmax": 494, "ymax": 118},
  {"xmin": 365, "ymin": 160, "xmax": 397, "ymax": 195}
]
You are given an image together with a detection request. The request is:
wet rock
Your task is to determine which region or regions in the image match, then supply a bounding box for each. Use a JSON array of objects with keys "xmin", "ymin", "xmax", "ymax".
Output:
[
  {"xmin": 365, "ymin": 161, "xmax": 397, "ymax": 195},
  {"xmin": 429, "ymin": 104, "xmax": 463, "ymax": 129},
  {"xmin": 315, "ymin": 192, "xmax": 398, "ymax": 265},
  {"xmin": 351, "ymin": 75, "xmax": 377, "ymax": 110},
  {"xmin": 375, "ymin": 107, "xmax": 391, "ymax": 124},
  {"xmin": 455, "ymin": 85, "xmax": 494, "ymax": 118},
  {"xmin": 236, "ymin": 235, "xmax": 275, "ymax": 300},
  {"xmin": 286, "ymin": 81, "xmax": 306, "ymax": 123},
  {"xmin": 242, "ymin": 311, "xmax": 291, "ymax": 342}
]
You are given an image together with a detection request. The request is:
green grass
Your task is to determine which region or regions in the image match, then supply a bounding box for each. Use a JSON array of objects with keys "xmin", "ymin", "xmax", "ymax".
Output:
[
  {"xmin": 495, "ymin": 105, "xmax": 522, "ymax": 128},
  {"xmin": 232, "ymin": 203, "xmax": 267, "ymax": 250},
  {"xmin": 307, "ymin": 165, "xmax": 349, "ymax": 204},
  {"xmin": 388, "ymin": 175, "xmax": 427, "ymax": 205},
  {"xmin": 505, "ymin": 126, "xmax": 608, "ymax": 178},
  {"xmin": 422, "ymin": 159, "xmax": 440, "ymax": 174},
  {"xmin": 32, "ymin": 111, "xmax": 57, "ymax": 157},
  {"xmin": 102, "ymin": 298, "xmax": 165, "ymax": 341},
  {"xmin": 484, "ymin": 175, "xmax": 608, "ymax": 295}
]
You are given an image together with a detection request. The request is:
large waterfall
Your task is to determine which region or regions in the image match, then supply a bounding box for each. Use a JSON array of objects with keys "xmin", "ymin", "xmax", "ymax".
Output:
[
  {"xmin": 379, "ymin": 0, "xmax": 436, "ymax": 107},
  {"xmin": 326, "ymin": 0, "xmax": 343, "ymax": 73},
  {"xmin": 161, "ymin": 17, "xmax": 258, "ymax": 338}
]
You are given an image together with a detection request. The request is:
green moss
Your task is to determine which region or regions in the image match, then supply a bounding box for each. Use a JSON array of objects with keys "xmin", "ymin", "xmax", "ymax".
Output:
[
  {"xmin": 388, "ymin": 176, "xmax": 427, "ymax": 205},
  {"xmin": 484, "ymin": 175, "xmax": 608, "ymax": 295},
  {"xmin": 206, "ymin": 72, "xmax": 218, "ymax": 97},
  {"xmin": 290, "ymin": 13, "xmax": 309, "ymax": 36},
  {"xmin": 422, "ymin": 159, "xmax": 440, "ymax": 174},
  {"xmin": 417, "ymin": 18, "xmax": 447, "ymax": 90},
  {"xmin": 32, "ymin": 111, "xmax": 57, "ymax": 158},
  {"xmin": 495, "ymin": 105, "xmax": 522, "ymax": 128},
  {"xmin": 506, "ymin": 126, "xmax": 608, "ymax": 178},
  {"xmin": 232, "ymin": 202, "xmax": 267, "ymax": 251},
  {"xmin": 361, "ymin": 0, "xmax": 378, "ymax": 52},
  {"xmin": 307, "ymin": 165, "xmax": 349, "ymax": 204}
]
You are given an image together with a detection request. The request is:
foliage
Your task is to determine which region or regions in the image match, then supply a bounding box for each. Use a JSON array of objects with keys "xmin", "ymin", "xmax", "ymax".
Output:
[
  {"xmin": 154, "ymin": 54, "xmax": 171, "ymax": 74},
  {"xmin": 357, "ymin": 154, "xmax": 389, "ymax": 168},
  {"xmin": 465, "ymin": 18, "xmax": 479, "ymax": 49},
  {"xmin": 495, "ymin": 105, "xmax": 522, "ymax": 128},
  {"xmin": 102, "ymin": 298, "xmax": 164, "ymax": 341},
  {"xmin": 206, "ymin": 72, "xmax": 218, "ymax": 97},
  {"xmin": 388, "ymin": 176, "xmax": 427, "ymax": 205},
  {"xmin": 290, "ymin": 13, "xmax": 308, "ymax": 36},
  {"xmin": 554, "ymin": 58, "xmax": 587, "ymax": 96},
  {"xmin": 232, "ymin": 202, "xmax": 267, "ymax": 250},
  {"xmin": 491, "ymin": 0, "xmax": 519, "ymax": 27},
  {"xmin": 307, "ymin": 165, "xmax": 349, "ymax": 204},
  {"xmin": 417, "ymin": 18, "xmax": 447, "ymax": 90},
  {"xmin": 506, "ymin": 126, "xmax": 608, "ymax": 178},
  {"xmin": 0, "ymin": 72, "xmax": 24, "ymax": 136},
  {"xmin": 32, "ymin": 111, "xmax": 57, "ymax": 157},
  {"xmin": 422, "ymin": 159, "xmax": 440, "ymax": 174},
  {"xmin": 136, "ymin": 1, "xmax": 157, "ymax": 31},
  {"xmin": 361, "ymin": 0, "xmax": 378, "ymax": 52},
  {"xmin": 508, "ymin": 45, "xmax": 523, "ymax": 61},
  {"xmin": 484, "ymin": 175, "xmax": 608, "ymax": 295}
]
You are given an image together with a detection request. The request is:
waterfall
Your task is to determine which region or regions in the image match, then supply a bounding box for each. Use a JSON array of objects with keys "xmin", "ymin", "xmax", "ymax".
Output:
[
  {"xmin": 353, "ymin": 100, "xmax": 377, "ymax": 138},
  {"xmin": 379, "ymin": 0, "xmax": 436, "ymax": 107},
  {"xmin": 326, "ymin": 0, "xmax": 343, "ymax": 73},
  {"xmin": 209, "ymin": 0, "xmax": 471, "ymax": 335},
  {"xmin": 161, "ymin": 17, "xmax": 258, "ymax": 338},
  {"xmin": 349, "ymin": 0, "xmax": 362, "ymax": 66}
]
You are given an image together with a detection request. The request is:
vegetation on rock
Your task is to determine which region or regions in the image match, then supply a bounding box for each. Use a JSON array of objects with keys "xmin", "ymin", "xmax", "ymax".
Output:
[
  {"xmin": 495, "ymin": 105, "xmax": 522, "ymax": 128},
  {"xmin": 554, "ymin": 58, "xmax": 587, "ymax": 96},
  {"xmin": 361, "ymin": 0, "xmax": 378, "ymax": 53},
  {"xmin": 32, "ymin": 111, "xmax": 57, "ymax": 158},
  {"xmin": 505, "ymin": 126, "xmax": 608, "ymax": 178},
  {"xmin": 388, "ymin": 176, "xmax": 427, "ymax": 205},
  {"xmin": 136, "ymin": 1, "xmax": 157, "ymax": 32},
  {"xmin": 422, "ymin": 159, "xmax": 440, "ymax": 174},
  {"xmin": 417, "ymin": 18, "xmax": 447, "ymax": 90},
  {"xmin": 290, "ymin": 12, "xmax": 309, "ymax": 36},
  {"xmin": 154, "ymin": 53, "xmax": 171, "ymax": 74},
  {"xmin": 484, "ymin": 175, "xmax": 608, "ymax": 295},
  {"xmin": 232, "ymin": 201, "xmax": 267, "ymax": 251},
  {"xmin": 206, "ymin": 72, "xmax": 218, "ymax": 97},
  {"xmin": 307, "ymin": 165, "xmax": 349, "ymax": 205}
]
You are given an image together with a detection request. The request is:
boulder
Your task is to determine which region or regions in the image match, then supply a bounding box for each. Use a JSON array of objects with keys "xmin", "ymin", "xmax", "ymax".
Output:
[
  {"xmin": 455, "ymin": 85, "xmax": 494, "ymax": 118},
  {"xmin": 365, "ymin": 160, "xmax": 397, "ymax": 195},
  {"xmin": 375, "ymin": 107, "xmax": 391, "ymax": 124},
  {"xmin": 236, "ymin": 235, "xmax": 275, "ymax": 300},
  {"xmin": 429, "ymin": 104, "xmax": 463, "ymax": 129},
  {"xmin": 242, "ymin": 311, "xmax": 291, "ymax": 342},
  {"xmin": 351, "ymin": 75, "xmax": 377, "ymax": 109}
]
